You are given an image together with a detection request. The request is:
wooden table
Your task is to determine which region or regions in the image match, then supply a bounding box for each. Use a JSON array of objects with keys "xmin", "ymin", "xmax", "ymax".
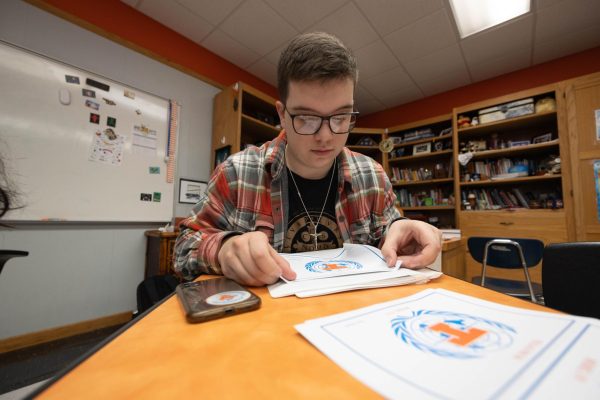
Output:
[
  {"xmin": 34, "ymin": 275, "xmax": 553, "ymax": 399},
  {"xmin": 441, "ymin": 238, "xmax": 466, "ymax": 279}
]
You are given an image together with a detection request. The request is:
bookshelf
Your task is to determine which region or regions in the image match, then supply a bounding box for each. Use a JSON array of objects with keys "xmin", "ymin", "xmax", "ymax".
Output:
[
  {"xmin": 452, "ymin": 84, "xmax": 574, "ymax": 284},
  {"xmin": 386, "ymin": 114, "xmax": 456, "ymax": 229},
  {"xmin": 346, "ymin": 127, "xmax": 386, "ymax": 166},
  {"xmin": 211, "ymin": 82, "xmax": 279, "ymax": 170}
]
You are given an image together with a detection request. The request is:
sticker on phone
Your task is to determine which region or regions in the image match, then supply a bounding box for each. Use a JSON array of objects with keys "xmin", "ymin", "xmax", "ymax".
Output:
[{"xmin": 206, "ymin": 291, "xmax": 251, "ymax": 305}]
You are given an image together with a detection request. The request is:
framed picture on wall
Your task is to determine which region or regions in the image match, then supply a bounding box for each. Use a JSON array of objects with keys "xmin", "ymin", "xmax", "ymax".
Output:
[{"xmin": 179, "ymin": 178, "xmax": 208, "ymax": 204}]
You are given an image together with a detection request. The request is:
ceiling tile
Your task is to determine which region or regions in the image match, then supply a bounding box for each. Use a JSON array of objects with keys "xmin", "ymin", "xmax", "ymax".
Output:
[
  {"xmin": 354, "ymin": 0, "xmax": 444, "ymax": 36},
  {"xmin": 355, "ymin": 98, "xmax": 386, "ymax": 116},
  {"xmin": 535, "ymin": 0, "xmax": 600, "ymax": 44},
  {"xmin": 264, "ymin": 43, "xmax": 287, "ymax": 65},
  {"xmin": 201, "ymin": 29, "xmax": 261, "ymax": 68},
  {"xmin": 403, "ymin": 44, "xmax": 468, "ymax": 83},
  {"xmin": 307, "ymin": 2, "xmax": 379, "ymax": 50},
  {"xmin": 461, "ymin": 15, "xmax": 533, "ymax": 66},
  {"xmin": 355, "ymin": 84, "xmax": 376, "ymax": 103},
  {"xmin": 176, "ymin": 0, "xmax": 244, "ymax": 25},
  {"xmin": 219, "ymin": 0, "xmax": 298, "ymax": 56},
  {"xmin": 468, "ymin": 48, "xmax": 531, "ymax": 82},
  {"xmin": 377, "ymin": 85, "xmax": 424, "ymax": 108},
  {"xmin": 245, "ymin": 58, "xmax": 278, "ymax": 86},
  {"xmin": 121, "ymin": 0, "xmax": 600, "ymax": 115},
  {"xmin": 137, "ymin": 0, "xmax": 214, "ymax": 43},
  {"xmin": 361, "ymin": 66, "xmax": 416, "ymax": 99},
  {"xmin": 354, "ymin": 40, "xmax": 399, "ymax": 79},
  {"xmin": 533, "ymin": 24, "xmax": 600, "ymax": 64},
  {"xmin": 262, "ymin": 0, "xmax": 347, "ymax": 32},
  {"xmin": 384, "ymin": 8, "xmax": 458, "ymax": 64}
]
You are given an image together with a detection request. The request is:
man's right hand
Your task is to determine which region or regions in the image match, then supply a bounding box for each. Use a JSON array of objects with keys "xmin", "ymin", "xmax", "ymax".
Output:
[{"xmin": 217, "ymin": 231, "xmax": 296, "ymax": 286}]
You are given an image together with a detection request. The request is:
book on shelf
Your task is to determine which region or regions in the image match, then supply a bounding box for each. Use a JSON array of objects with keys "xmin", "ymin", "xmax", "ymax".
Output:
[{"xmin": 512, "ymin": 188, "xmax": 530, "ymax": 208}]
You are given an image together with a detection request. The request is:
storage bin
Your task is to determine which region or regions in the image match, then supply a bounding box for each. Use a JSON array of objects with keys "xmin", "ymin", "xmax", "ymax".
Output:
[{"xmin": 478, "ymin": 98, "xmax": 534, "ymax": 124}]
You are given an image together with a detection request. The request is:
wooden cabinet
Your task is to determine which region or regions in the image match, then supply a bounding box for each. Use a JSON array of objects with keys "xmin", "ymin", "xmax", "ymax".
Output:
[
  {"xmin": 452, "ymin": 84, "xmax": 575, "ymax": 284},
  {"xmin": 386, "ymin": 114, "xmax": 456, "ymax": 228},
  {"xmin": 144, "ymin": 230, "xmax": 179, "ymax": 277},
  {"xmin": 441, "ymin": 238, "xmax": 466, "ymax": 280},
  {"xmin": 459, "ymin": 209, "xmax": 568, "ymax": 283},
  {"xmin": 564, "ymin": 72, "xmax": 600, "ymax": 241},
  {"xmin": 211, "ymin": 82, "xmax": 279, "ymax": 171}
]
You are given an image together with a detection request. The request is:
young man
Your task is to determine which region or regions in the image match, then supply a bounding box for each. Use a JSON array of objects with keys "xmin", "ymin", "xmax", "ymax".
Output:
[{"xmin": 174, "ymin": 32, "xmax": 441, "ymax": 286}]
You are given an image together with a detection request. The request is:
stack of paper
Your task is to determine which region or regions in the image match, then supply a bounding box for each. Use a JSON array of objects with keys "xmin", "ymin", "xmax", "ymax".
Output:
[
  {"xmin": 268, "ymin": 243, "xmax": 442, "ymax": 298},
  {"xmin": 441, "ymin": 228, "xmax": 461, "ymax": 240},
  {"xmin": 296, "ymin": 289, "xmax": 600, "ymax": 399}
]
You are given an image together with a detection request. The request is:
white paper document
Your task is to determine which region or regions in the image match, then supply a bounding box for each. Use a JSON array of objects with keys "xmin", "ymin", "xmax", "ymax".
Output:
[
  {"xmin": 268, "ymin": 243, "xmax": 442, "ymax": 298},
  {"xmin": 296, "ymin": 288, "xmax": 600, "ymax": 399}
]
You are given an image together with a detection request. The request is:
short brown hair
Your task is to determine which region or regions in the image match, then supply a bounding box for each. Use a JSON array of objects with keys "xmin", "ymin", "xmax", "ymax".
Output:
[{"xmin": 277, "ymin": 32, "xmax": 358, "ymax": 103}]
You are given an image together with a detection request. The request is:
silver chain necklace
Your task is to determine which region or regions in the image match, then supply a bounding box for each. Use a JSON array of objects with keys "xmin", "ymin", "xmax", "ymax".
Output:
[{"xmin": 286, "ymin": 150, "xmax": 336, "ymax": 251}]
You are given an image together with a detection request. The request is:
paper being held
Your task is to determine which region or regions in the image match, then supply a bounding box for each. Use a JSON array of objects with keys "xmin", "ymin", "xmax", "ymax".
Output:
[{"xmin": 279, "ymin": 243, "xmax": 401, "ymax": 282}]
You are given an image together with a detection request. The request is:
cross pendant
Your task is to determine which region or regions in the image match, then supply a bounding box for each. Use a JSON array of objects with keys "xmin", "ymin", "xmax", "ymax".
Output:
[{"xmin": 308, "ymin": 224, "xmax": 319, "ymax": 251}]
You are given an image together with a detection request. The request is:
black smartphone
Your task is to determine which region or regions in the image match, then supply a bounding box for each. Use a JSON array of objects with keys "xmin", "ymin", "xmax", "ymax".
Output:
[{"xmin": 175, "ymin": 277, "xmax": 261, "ymax": 323}]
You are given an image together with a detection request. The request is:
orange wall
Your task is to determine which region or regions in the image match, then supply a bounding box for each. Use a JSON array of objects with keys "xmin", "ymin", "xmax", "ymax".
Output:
[
  {"xmin": 28, "ymin": 0, "xmax": 279, "ymax": 98},
  {"xmin": 360, "ymin": 46, "xmax": 600, "ymax": 128},
  {"xmin": 27, "ymin": 0, "xmax": 600, "ymax": 127}
]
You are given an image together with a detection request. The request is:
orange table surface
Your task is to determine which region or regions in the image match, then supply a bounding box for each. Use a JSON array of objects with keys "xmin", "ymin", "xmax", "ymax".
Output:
[{"xmin": 35, "ymin": 275, "xmax": 554, "ymax": 399}]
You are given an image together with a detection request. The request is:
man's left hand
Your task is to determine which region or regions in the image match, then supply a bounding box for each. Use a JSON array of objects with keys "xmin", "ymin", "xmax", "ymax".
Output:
[{"xmin": 381, "ymin": 219, "xmax": 442, "ymax": 269}]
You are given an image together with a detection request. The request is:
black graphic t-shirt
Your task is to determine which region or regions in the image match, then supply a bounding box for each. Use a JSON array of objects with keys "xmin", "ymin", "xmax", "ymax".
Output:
[{"xmin": 283, "ymin": 165, "xmax": 343, "ymax": 253}]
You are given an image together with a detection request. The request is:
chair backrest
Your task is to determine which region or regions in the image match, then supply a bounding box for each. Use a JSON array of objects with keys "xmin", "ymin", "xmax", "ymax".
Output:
[
  {"xmin": 542, "ymin": 242, "xmax": 600, "ymax": 319},
  {"xmin": 467, "ymin": 237, "xmax": 544, "ymax": 269},
  {"xmin": 136, "ymin": 274, "xmax": 180, "ymax": 316}
]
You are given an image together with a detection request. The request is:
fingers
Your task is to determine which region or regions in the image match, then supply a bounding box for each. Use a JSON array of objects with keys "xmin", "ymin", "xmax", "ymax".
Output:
[
  {"xmin": 383, "ymin": 219, "xmax": 442, "ymax": 269},
  {"xmin": 218, "ymin": 232, "xmax": 287, "ymax": 286},
  {"xmin": 380, "ymin": 242, "xmax": 399, "ymax": 268},
  {"xmin": 270, "ymin": 246, "xmax": 296, "ymax": 281}
]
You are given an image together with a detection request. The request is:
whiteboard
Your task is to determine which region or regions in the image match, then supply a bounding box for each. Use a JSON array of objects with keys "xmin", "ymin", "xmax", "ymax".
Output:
[{"xmin": 0, "ymin": 41, "xmax": 175, "ymax": 222}]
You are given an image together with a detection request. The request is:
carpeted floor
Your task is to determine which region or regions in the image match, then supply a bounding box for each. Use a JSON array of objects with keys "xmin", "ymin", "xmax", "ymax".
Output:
[{"xmin": 0, "ymin": 325, "xmax": 124, "ymax": 395}]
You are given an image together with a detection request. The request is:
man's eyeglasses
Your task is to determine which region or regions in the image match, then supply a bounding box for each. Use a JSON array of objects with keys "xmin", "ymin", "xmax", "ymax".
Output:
[{"xmin": 284, "ymin": 107, "xmax": 359, "ymax": 135}]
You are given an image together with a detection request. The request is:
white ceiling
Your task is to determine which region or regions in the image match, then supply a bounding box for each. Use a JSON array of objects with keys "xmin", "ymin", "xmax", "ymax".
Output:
[{"xmin": 121, "ymin": 0, "xmax": 600, "ymax": 115}]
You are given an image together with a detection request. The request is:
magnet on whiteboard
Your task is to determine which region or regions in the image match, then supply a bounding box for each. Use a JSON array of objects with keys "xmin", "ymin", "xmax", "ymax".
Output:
[{"xmin": 58, "ymin": 88, "xmax": 71, "ymax": 105}]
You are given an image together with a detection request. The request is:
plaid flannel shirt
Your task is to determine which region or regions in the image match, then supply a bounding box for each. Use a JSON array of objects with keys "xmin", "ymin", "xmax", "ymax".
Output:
[{"xmin": 173, "ymin": 131, "xmax": 401, "ymax": 280}]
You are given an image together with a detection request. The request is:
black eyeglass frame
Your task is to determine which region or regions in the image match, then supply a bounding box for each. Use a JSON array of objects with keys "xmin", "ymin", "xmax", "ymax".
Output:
[{"xmin": 284, "ymin": 107, "xmax": 359, "ymax": 135}]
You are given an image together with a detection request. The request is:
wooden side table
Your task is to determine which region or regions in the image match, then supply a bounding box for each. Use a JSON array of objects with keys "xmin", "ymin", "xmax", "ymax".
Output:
[
  {"xmin": 441, "ymin": 238, "xmax": 466, "ymax": 280},
  {"xmin": 144, "ymin": 230, "xmax": 179, "ymax": 278}
]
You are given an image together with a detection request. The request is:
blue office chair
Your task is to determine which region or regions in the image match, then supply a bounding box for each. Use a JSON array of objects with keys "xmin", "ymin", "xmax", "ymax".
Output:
[
  {"xmin": 467, "ymin": 237, "xmax": 544, "ymax": 303},
  {"xmin": 542, "ymin": 242, "xmax": 600, "ymax": 319},
  {"xmin": 0, "ymin": 250, "xmax": 29, "ymax": 275}
]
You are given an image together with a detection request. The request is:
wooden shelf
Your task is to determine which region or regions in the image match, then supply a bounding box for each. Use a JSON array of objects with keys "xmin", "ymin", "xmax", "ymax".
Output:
[
  {"xmin": 391, "ymin": 133, "xmax": 452, "ymax": 149},
  {"xmin": 457, "ymin": 110, "xmax": 557, "ymax": 138},
  {"xmin": 468, "ymin": 140, "xmax": 559, "ymax": 159},
  {"xmin": 389, "ymin": 149, "xmax": 453, "ymax": 162},
  {"xmin": 346, "ymin": 145, "xmax": 380, "ymax": 151},
  {"xmin": 241, "ymin": 114, "xmax": 279, "ymax": 133},
  {"xmin": 212, "ymin": 82, "xmax": 279, "ymax": 170},
  {"xmin": 460, "ymin": 174, "xmax": 562, "ymax": 187},
  {"xmin": 348, "ymin": 128, "xmax": 385, "ymax": 165},
  {"xmin": 351, "ymin": 127, "xmax": 384, "ymax": 135},
  {"xmin": 393, "ymin": 178, "xmax": 454, "ymax": 187},
  {"xmin": 387, "ymin": 114, "xmax": 456, "ymax": 229}
]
